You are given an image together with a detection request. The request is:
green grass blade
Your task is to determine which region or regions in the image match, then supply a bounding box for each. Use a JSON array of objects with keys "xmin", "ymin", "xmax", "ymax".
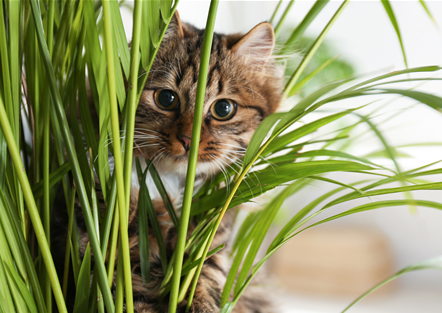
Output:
[
  {"xmin": 62, "ymin": 190, "xmax": 77, "ymax": 300},
  {"xmin": 160, "ymin": 0, "xmax": 171, "ymax": 23},
  {"xmin": 32, "ymin": 161, "xmax": 71, "ymax": 200},
  {"xmin": 342, "ymin": 256, "xmax": 442, "ymax": 312},
  {"xmin": 268, "ymin": 183, "xmax": 360, "ymax": 251},
  {"xmin": 135, "ymin": 160, "xmax": 168, "ymax": 272},
  {"xmin": 140, "ymin": 0, "xmax": 151, "ymax": 70},
  {"xmin": 148, "ymin": 0, "xmax": 160, "ymax": 47},
  {"xmin": 284, "ymin": 0, "xmax": 350, "ymax": 96},
  {"xmin": 123, "ymin": 0, "xmax": 143, "ymax": 214},
  {"xmin": 377, "ymin": 88, "xmax": 442, "ymax": 112},
  {"xmin": 233, "ymin": 181, "xmax": 304, "ymax": 297},
  {"xmin": 288, "ymin": 55, "xmax": 339, "ymax": 96},
  {"xmin": 243, "ymin": 112, "xmax": 285, "ymax": 170},
  {"xmin": 264, "ymin": 109, "xmax": 357, "ymax": 155},
  {"xmin": 0, "ymin": 189, "xmax": 47, "ymax": 313},
  {"xmin": 0, "ymin": 260, "xmax": 15, "ymax": 313},
  {"xmin": 170, "ymin": 1, "xmax": 219, "ymax": 311},
  {"xmin": 307, "ymin": 200, "xmax": 442, "ymax": 231},
  {"xmin": 269, "ymin": 0, "xmax": 283, "ymax": 24},
  {"xmin": 280, "ymin": 0, "xmax": 329, "ymax": 55},
  {"xmin": 345, "ymin": 66, "xmax": 440, "ymax": 91},
  {"xmin": 0, "ymin": 2, "xmax": 14, "ymax": 135},
  {"xmin": 274, "ymin": 0, "xmax": 295, "ymax": 38},
  {"xmin": 137, "ymin": 170, "xmax": 151, "ymax": 283},
  {"xmin": 418, "ymin": 0, "xmax": 438, "ymax": 27},
  {"xmin": 102, "ymin": 1, "xmax": 133, "ymax": 311},
  {"xmin": 295, "ymin": 149, "xmax": 386, "ymax": 170},
  {"xmin": 110, "ymin": 0, "xmax": 130, "ymax": 77},
  {"xmin": 380, "ymin": 0, "xmax": 408, "ymax": 67},
  {"xmin": 148, "ymin": 164, "xmax": 179, "ymax": 229},
  {"xmin": 181, "ymin": 244, "xmax": 225, "ymax": 277},
  {"xmin": 324, "ymin": 182, "xmax": 442, "ymax": 209},
  {"xmin": 7, "ymin": 0, "xmax": 20, "ymax": 142},
  {"xmin": 4, "ymin": 261, "xmax": 38, "ymax": 313},
  {"xmin": 73, "ymin": 244, "xmax": 91, "ymax": 313}
]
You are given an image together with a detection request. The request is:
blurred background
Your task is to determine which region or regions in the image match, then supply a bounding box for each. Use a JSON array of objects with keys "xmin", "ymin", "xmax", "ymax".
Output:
[{"xmin": 123, "ymin": 1, "xmax": 442, "ymax": 312}]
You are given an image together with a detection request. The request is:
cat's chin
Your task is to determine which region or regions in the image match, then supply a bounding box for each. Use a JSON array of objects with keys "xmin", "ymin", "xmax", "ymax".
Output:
[{"xmin": 153, "ymin": 154, "xmax": 225, "ymax": 179}]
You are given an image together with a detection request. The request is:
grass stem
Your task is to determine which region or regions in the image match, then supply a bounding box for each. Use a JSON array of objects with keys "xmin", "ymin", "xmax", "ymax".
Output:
[
  {"xmin": 168, "ymin": 1, "xmax": 219, "ymax": 311},
  {"xmin": 101, "ymin": 1, "xmax": 133, "ymax": 312}
]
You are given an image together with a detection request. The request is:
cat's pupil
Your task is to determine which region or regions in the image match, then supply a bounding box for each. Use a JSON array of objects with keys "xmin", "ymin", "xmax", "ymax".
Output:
[
  {"xmin": 158, "ymin": 90, "xmax": 176, "ymax": 108},
  {"xmin": 214, "ymin": 100, "xmax": 233, "ymax": 118}
]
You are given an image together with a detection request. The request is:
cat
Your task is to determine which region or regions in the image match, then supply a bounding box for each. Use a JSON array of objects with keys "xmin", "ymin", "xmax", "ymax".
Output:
[{"xmin": 54, "ymin": 11, "xmax": 284, "ymax": 313}]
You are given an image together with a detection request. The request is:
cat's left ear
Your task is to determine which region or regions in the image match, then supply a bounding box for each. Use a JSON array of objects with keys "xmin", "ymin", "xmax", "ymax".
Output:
[{"xmin": 231, "ymin": 22, "xmax": 275, "ymax": 64}]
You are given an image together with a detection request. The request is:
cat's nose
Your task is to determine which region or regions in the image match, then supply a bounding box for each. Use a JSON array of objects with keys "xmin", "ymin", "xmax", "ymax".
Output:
[
  {"xmin": 179, "ymin": 135, "xmax": 192, "ymax": 152},
  {"xmin": 178, "ymin": 135, "xmax": 202, "ymax": 152}
]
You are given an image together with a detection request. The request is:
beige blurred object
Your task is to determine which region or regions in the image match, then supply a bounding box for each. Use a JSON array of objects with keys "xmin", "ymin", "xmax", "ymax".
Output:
[{"xmin": 271, "ymin": 226, "xmax": 395, "ymax": 297}]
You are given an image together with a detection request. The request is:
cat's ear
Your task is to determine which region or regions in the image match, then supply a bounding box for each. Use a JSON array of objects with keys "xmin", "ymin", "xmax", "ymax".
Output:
[
  {"xmin": 231, "ymin": 22, "xmax": 275, "ymax": 64},
  {"xmin": 164, "ymin": 11, "xmax": 185, "ymax": 40}
]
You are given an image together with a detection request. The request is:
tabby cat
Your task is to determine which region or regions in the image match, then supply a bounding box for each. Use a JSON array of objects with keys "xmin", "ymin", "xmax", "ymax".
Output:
[{"xmin": 55, "ymin": 12, "xmax": 283, "ymax": 313}]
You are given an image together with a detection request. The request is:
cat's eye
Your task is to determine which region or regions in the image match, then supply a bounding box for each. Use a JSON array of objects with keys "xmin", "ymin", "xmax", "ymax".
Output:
[
  {"xmin": 210, "ymin": 99, "xmax": 236, "ymax": 121},
  {"xmin": 154, "ymin": 89, "xmax": 180, "ymax": 110}
]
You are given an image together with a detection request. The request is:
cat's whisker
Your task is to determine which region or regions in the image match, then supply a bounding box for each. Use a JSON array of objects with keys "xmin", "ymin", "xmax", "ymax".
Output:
[
  {"xmin": 133, "ymin": 128, "xmax": 162, "ymax": 135},
  {"xmin": 257, "ymin": 155, "xmax": 278, "ymax": 174},
  {"xmin": 218, "ymin": 157, "xmax": 240, "ymax": 176},
  {"xmin": 104, "ymin": 136, "xmax": 126, "ymax": 147},
  {"xmin": 208, "ymin": 155, "xmax": 230, "ymax": 195}
]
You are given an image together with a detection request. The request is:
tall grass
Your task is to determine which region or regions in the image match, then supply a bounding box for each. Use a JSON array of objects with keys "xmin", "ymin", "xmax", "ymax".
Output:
[{"xmin": 0, "ymin": 1, "xmax": 441, "ymax": 312}]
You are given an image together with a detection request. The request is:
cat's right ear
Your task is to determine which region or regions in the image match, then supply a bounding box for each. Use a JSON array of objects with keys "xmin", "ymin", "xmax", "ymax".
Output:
[
  {"xmin": 164, "ymin": 11, "xmax": 185, "ymax": 40},
  {"xmin": 231, "ymin": 22, "xmax": 275, "ymax": 65}
]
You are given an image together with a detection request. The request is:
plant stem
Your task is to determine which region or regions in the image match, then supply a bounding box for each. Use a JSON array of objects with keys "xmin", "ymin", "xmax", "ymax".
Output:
[
  {"xmin": 269, "ymin": 0, "xmax": 283, "ymax": 24},
  {"xmin": 284, "ymin": 0, "xmax": 350, "ymax": 96},
  {"xmin": 123, "ymin": 0, "xmax": 142, "ymax": 208},
  {"xmin": 101, "ymin": 1, "xmax": 133, "ymax": 313},
  {"xmin": 168, "ymin": 1, "xmax": 219, "ymax": 312},
  {"xmin": 274, "ymin": 0, "xmax": 295, "ymax": 38},
  {"xmin": 43, "ymin": 1, "xmax": 55, "ymax": 310}
]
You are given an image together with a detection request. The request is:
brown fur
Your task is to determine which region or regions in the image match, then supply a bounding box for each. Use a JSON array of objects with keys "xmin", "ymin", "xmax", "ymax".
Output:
[{"xmin": 60, "ymin": 12, "xmax": 283, "ymax": 313}]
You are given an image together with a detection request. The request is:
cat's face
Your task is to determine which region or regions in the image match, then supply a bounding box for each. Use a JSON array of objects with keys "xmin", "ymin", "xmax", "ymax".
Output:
[{"xmin": 135, "ymin": 13, "xmax": 283, "ymax": 178}]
